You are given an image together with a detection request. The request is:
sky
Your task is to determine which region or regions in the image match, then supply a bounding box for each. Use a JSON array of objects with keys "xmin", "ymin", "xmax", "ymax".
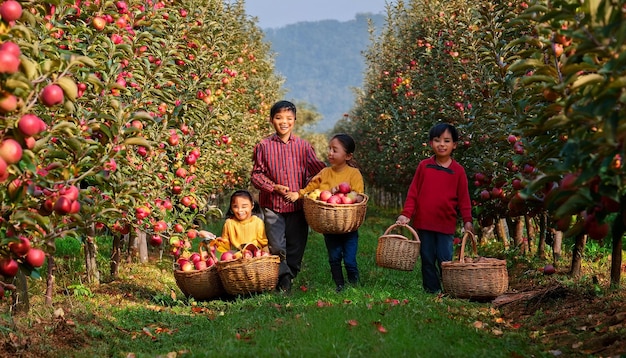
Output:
[{"xmin": 242, "ymin": 0, "xmax": 389, "ymax": 29}]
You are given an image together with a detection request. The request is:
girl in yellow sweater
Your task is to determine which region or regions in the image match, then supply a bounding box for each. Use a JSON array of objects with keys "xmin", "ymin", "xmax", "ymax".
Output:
[
  {"xmin": 286, "ymin": 134, "xmax": 364, "ymax": 292},
  {"xmin": 214, "ymin": 190, "xmax": 268, "ymax": 255}
]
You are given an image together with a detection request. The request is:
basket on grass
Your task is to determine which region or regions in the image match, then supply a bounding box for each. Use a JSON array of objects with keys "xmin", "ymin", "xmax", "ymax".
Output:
[
  {"xmin": 303, "ymin": 194, "xmax": 368, "ymax": 234},
  {"xmin": 441, "ymin": 231, "xmax": 508, "ymax": 300},
  {"xmin": 375, "ymin": 223, "xmax": 421, "ymax": 271},
  {"xmin": 216, "ymin": 255, "xmax": 280, "ymax": 295},
  {"xmin": 173, "ymin": 242, "xmax": 226, "ymax": 301}
]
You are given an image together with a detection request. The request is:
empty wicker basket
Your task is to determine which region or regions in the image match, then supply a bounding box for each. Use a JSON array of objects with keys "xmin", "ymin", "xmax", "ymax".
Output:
[
  {"xmin": 376, "ymin": 224, "xmax": 421, "ymax": 271},
  {"xmin": 441, "ymin": 232, "xmax": 508, "ymax": 300}
]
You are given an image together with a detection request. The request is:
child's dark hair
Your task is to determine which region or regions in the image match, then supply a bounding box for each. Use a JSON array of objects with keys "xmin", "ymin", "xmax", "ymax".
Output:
[
  {"xmin": 270, "ymin": 100, "xmax": 297, "ymax": 119},
  {"xmin": 429, "ymin": 123, "xmax": 459, "ymax": 142},
  {"xmin": 332, "ymin": 133, "xmax": 358, "ymax": 167},
  {"xmin": 225, "ymin": 190, "xmax": 261, "ymax": 219}
]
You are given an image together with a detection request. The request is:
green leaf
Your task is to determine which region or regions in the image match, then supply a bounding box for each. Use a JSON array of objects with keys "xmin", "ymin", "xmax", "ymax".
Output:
[{"xmin": 571, "ymin": 74, "xmax": 605, "ymax": 90}]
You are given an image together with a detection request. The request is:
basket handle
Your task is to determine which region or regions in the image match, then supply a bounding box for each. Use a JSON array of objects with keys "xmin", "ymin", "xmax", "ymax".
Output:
[
  {"xmin": 199, "ymin": 240, "xmax": 218, "ymax": 262},
  {"xmin": 383, "ymin": 224, "xmax": 420, "ymax": 243},
  {"xmin": 458, "ymin": 231, "xmax": 477, "ymax": 264}
]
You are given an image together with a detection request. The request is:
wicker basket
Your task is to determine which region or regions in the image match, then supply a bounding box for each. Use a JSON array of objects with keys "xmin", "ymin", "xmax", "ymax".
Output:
[
  {"xmin": 375, "ymin": 224, "xmax": 421, "ymax": 271},
  {"xmin": 441, "ymin": 232, "xmax": 508, "ymax": 300},
  {"xmin": 173, "ymin": 243, "xmax": 226, "ymax": 301},
  {"xmin": 216, "ymin": 255, "xmax": 280, "ymax": 295},
  {"xmin": 303, "ymin": 194, "xmax": 368, "ymax": 234}
]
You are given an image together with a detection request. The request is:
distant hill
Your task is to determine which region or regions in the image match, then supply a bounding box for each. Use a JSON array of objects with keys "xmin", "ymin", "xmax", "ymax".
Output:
[{"xmin": 262, "ymin": 13, "xmax": 385, "ymax": 133}]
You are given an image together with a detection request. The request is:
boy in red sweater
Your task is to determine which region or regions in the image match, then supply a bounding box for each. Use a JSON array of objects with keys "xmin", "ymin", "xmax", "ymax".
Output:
[{"xmin": 396, "ymin": 123, "xmax": 474, "ymax": 293}]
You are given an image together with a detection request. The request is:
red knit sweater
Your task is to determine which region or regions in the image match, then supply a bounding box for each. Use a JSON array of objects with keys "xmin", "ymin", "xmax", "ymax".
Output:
[{"xmin": 400, "ymin": 156, "xmax": 473, "ymax": 235}]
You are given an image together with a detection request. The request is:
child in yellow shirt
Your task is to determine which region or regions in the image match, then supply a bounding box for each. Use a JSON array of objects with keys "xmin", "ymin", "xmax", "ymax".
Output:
[
  {"xmin": 286, "ymin": 134, "xmax": 364, "ymax": 292},
  {"xmin": 214, "ymin": 190, "xmax": 268, "ymax": 255}
]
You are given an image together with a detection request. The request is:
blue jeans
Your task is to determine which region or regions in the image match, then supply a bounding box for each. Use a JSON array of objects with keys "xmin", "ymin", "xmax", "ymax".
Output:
[
  {"xmin": 324, "ymin": 231, "xmax": 359, "ymax": 286},
  {"xmin": 418, "ymin": 229, "xmax": 453, "ymax": 293}
]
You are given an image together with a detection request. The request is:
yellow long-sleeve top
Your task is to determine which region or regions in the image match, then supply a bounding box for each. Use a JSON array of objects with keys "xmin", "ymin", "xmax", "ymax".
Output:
[
  {"xmin": 216, "ymin": 215, "xmax": 268, "ymax": 252},
  {"xmin": 299, "ymin": 165, "xmax": 364, "ymax": 197}
]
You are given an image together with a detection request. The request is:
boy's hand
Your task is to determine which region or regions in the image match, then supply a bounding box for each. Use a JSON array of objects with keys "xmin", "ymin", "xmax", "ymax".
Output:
[
  {"xmin": 274, "ymin": 184, "xmax": 289, "ymax": 195},
  {"xmin": 396, "ymin": 215, "xmax": 410, "ymax": 225},
  {"xmin": 285, "ymin": 192, "xmax": 300, "ymax": 202},
  {"xmin": 464, "ymin": 222, "xmax": 475, "ymax": 234}
]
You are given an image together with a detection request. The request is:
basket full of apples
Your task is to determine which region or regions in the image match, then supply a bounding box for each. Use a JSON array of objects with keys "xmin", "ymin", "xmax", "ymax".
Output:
[
  {"xmin": 173, "ymin": 236, "xmax": 226, "ymax": 301},
  {"xmin": 303, "ymin": 182, "xmax": 368, "ymax": 234},
  {"xmin": 216, "ymin": 243, "xmax": 280, "ymax": 296}
]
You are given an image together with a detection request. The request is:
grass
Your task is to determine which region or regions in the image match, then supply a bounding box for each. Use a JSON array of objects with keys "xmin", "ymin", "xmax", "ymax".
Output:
[{"xmin": 2, "ymin": 207, "xmax": 557, "ymax": 357}]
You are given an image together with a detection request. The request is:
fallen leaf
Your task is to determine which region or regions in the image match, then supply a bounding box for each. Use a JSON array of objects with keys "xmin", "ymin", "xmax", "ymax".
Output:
[
  {"xmin": 492, "ymin": 328, "xmax": 503, "ymax": 336},
  {"xmin": 347, "ymin": 319, "xmax": 358, "ymax": 327},
  {"xmin": 494, "ymin": 317, "xmax": 505, "ymax": 324},
  {"xmin": 473, "ymin": 321, "xmax": 484, "ymax": 329}
]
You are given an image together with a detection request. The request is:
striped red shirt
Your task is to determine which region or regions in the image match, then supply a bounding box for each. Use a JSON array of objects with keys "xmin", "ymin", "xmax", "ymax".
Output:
[{"xmin": 251, "ymin": 133, "xmax": 325, "ymax": 213}]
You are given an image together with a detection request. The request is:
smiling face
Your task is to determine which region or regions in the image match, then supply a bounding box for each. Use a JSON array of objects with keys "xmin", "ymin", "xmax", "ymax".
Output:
[
  {"xmin": 270, "ymin": 108, "xmax": 295, "ymax": 142},
  {"xmin": 230, "ymin": 195, "xmax": 253, "ymax": 221},
  {"xmin": 430, "ymin": 129, "xmax": 457, "ymax": 161}
]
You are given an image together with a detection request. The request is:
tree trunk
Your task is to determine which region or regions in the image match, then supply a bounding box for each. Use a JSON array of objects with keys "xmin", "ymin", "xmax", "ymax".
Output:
[
  {"xmin": 127, "ymin": 233, "xmax": 135, "ymax": 264},
  {"xmin": 537, "ymin": 213, "xmax": 547, "ymax": 259},
  {"xmin": 495, "ymin": 218, "xmax": 509, "ymax": 249},
  {"xmin": 45, "ymin": 254, "xmax": 56, "ymax": 306},
  {"xmin": 11, "ymin": 269, "xmax": 29, "ymax": 313},
  {"xmin": 524, "ymin": 215, "xmax": 535, "ymax": 254},
  {"xmin": 137, "ymin": 230, "xmax": 148, "ymax": 263},
  {"xmin": 110, "ymin": 234, "xmax": 122, "ymax": 279},
  {"xmin": 552, "ymin": 230, "xmax": 563, "ymax": 262},
  {"xmin": 570, "ymin": 233, "xmax": 586, "ymax": 279},
  {"xmin": 508, "ymin": 217, "xmax": 524, "ymax": 251},
  {"xmin": 610, "ymin": 213, "xmax": 624, "ymax": 288},
  {"xmin": 84, "ymin": 235, "xmax": 100, "ymax": 284}
]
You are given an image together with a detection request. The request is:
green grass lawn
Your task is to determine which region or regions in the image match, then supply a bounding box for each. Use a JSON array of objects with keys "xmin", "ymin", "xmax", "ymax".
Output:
[{"xmin": 11, "ymin": 207, "xmax": 552, "ymax": 357}]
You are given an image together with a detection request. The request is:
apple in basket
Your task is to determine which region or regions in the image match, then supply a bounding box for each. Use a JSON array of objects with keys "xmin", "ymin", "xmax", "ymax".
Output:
[
  {"xmin": 327, "ymin": 195, "xmax": 342, "ymax": 204},
  {"xmin": 206, "ymin": 256, "xmax": 216, "ymax": 267},
  {"xmin": 338, "ymin": 182, "xmax": 351, "ymax": 194},
  {"xmin": 221, "ymin": 251, "xmax": 235, "ymax": 261},
  {"xmin": 341, "ymin": 195, "xmax": 354, "ymax": 204},
  {"xmin": 243, "ymin": 250, "xmax": 254, "ymax": 259},
  {"xmin": 189, "ymin": 252, "xmax": 202, "ymax": 263},
  {"xmin": 194, "ymin": 260, "xmax": 207, "ymax": 270},
  {"xmin": 319, "ymin": 190, "xmax": 332, "ymax": 202}
]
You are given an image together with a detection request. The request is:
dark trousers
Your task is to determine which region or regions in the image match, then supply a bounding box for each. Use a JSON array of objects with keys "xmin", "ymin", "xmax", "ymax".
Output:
[
  {"xmin": 324, "ymin": 231, "xmax": 359, "ymax": 286},
  {"xmin": 263, "ymin": 208, "xmax": 309, "ymax": 279},
  {"xmin": 418, "ymin": 229, "xmax": 453, "ymax": 293}
]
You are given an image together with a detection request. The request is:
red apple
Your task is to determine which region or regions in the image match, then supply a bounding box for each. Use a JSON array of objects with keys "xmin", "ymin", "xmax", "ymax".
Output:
[
  {"xmin": 206, "ymin": 257, "xmax": 216, "ymax": 267},
  {"xmin": 173, "ymin": 223, "xmax": 184, "ymax": 233},
  {"xmin": 53, "ymin": 196, "xmax": 73, "ymax": 215},
  {"xmin": 59, "ymin": 185, "xmax": 79, "ymax": 201},
  {"xmin": 137, "ymin": 146, "xmax": 148, "ymax": 157},
  {"xmin": 194, "ymin": 260, "xmax": 207, "ymax": 270},
  {"xmin": 25, "ymin": 248, "xmax": 45, "ymax": 267},
  {"xmin": 543, "ymin": 264, "xmax": 556, "ymax": 275},
  {"xmin": 491, "ymin": 187, "xmax": 504, "ymax": 198},
  {"xmin": 187, "ymin": 229, "xmax": 197, "ymax": 239},
  {"xmin": 327, "ymin": 195, "xmax": 342, "ymax": 204},
  {"xmin": 0, "ymin": 50, "xmax": 19, "ymax": 74},
  {"xmin": 341, "ymin": 195, "xmax": 354, "ymax": 204},
  {"xmin": 153, "ymin": 220, "xmax": 167, "ymax": 232},
  {"xmin": 189, "ymin": 252, "xmax": 201, "ymax": 263},
  {"xmin": 18, "ymin": 114, "xmax": 46, "ymax": 136},
  {"xmin": 0, "ymin": 93, "xmax": 17, "ymax": 113},
  {"xmin": 167, "ymin": 134, "xmax": 179, "ymax": 146},
  {"xmin": 135, "ymin": 206, "xmax": 151, "ymax": 220},
  {"xmin": 507, "ymin": 134, "xmax": 517, "ymax": 144},
  {"xmin": 92, "ymin": 16, "xmax": 106, "ymax": 30},
  {"xmin": 181, "ymin": 196, "xmax": 193, "ymax": 207},
  {"xmin": 9, "ymin": 236, "xmax": 30, "ymax": 256},
  {"xmin": 0, "ymin": 0, "xmax": 22, "ymax": 22},
  {"xmin": 479, "ymin": 189, "xmax": 491, "ymax": 200},
  {"xmin": 0, "ymin": 41, "xmax": 21, "ymax": 58},
  {"xmin": 220, "ymin": 251, "xmax": 234, "ymax": 261},
  {"xmin": 337, "ymin": 182, "xmax": 351, "ymax": 194},
  {"xmin": 185, "ymin": 154, "xmax": 197, "ymax": 165},
  {"xmin": 319, "ymin": 190, "xmax": 332, "ymax": 202},
  {"xmin": 172, "ymin": 185, "xmax": 182, "ymax": 194},
  {"xmin": 175, "ymin": 167, "xmax": 187, "ymax": 178},
  {"xmin": 0, "ymin": 257, "xmax": 19, "ymax": 277},
  {"xmin": 40, "ymin": 84, "xmax": 64, "ymax": 107},
  {"xmin": 181, "ymin": 261, "xmax": 194, "ymax": 271},
  {"xmin": 0, "ymin": 138, "xmax": 22, "ymax": 164},
  {"xmin": 149, "ymin": 235, "xmax": 163, "ymax": 247}
]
